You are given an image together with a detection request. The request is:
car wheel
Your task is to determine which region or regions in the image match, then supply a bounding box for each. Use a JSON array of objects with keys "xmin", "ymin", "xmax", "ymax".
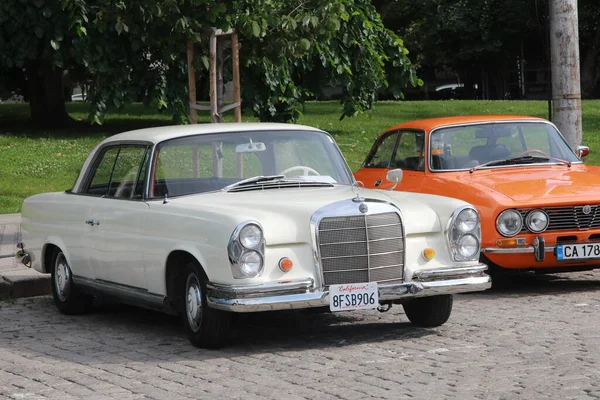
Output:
[
  {"xmin": 51, "ymin": 250, "xmax": 93, "ymax": 315},
  {"xmin": 182, "ymin": 262, "xmax": 232, "ymax": 349},
  {"xmin": 402, "ymin": 295, "xmax": 453, "ymax": 327}
]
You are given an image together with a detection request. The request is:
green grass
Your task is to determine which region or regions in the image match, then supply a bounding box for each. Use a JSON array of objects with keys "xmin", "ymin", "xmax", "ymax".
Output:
[{"xmin": 2, "ymin": 100, "xmax": 600, "ymax": 214}]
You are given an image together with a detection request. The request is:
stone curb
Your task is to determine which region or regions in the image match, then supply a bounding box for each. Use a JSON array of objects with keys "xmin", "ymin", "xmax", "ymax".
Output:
[
  {"xmin": 0, "ymin": 271, "xmax": 51, "ymax": 300},
  {"xmin": 0, "ymin": 213, "xmax": 51, "ymax": 299}
]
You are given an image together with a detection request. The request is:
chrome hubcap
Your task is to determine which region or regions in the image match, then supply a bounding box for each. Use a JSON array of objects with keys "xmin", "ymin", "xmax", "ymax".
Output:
[
  {"xmin": 54, "ymin": 253, "xmax": 71, "ymax": 302},
  {"xmin": 186, "ymin": 274, "xmax": 203, "ymax": 332}
]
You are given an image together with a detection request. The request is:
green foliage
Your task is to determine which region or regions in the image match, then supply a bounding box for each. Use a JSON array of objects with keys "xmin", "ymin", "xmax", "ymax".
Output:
[
  {"xmin": 0, "ymin": 0, "xmax": 417, "ymax": 126},
  {"xmin": 238, "ymin": 0, "xmax": 418, "ymax": 121}
]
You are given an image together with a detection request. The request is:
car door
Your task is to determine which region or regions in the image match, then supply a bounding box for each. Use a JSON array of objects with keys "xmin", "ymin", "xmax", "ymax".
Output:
[
  {"xmin": 389, "ymin": 130, "xmax": 426, "ymax": 192},
  {"xmin": 357, "ymin": 130, "xmax": 425, "ymax": 191},
  {"xmin": 81, "ymin": 144, "xmax": 151, "ymax": 289}
]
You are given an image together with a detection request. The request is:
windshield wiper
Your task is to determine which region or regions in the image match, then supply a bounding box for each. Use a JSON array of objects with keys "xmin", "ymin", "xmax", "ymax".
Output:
[
  {"xmin": 223, "ymin": 175, "xmax": 285, "ymax": 191},
  {"xmin": 470, "ymin": 155, "xmax": 571, "ymax": 173}
]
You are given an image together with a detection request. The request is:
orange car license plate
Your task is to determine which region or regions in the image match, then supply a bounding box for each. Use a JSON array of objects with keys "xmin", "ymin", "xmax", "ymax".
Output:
[{"xmin": 556, "ymin": 243, "xmax": 600, "ymax": 261}]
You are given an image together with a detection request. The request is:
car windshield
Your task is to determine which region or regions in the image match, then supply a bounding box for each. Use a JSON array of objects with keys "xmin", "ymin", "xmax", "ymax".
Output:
[
  {"xmin": 428, "ymin": 122, "xmax": 580, "ymax": 171},
  {"xmin": 149, "ymin": 129, "xmax": 353, "ymax": 197}
]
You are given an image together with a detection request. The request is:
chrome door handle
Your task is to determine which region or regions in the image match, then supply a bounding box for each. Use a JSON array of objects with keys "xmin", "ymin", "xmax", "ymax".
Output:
[{"xmin": 85, "ymin": 219, "xmax": 99, "ymax": 226}]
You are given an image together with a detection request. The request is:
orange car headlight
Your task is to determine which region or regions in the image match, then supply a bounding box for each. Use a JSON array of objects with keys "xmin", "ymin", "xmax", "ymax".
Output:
[
  {"xmin": 525, "ymin": 209, "xmax": 549, "ymax": 233},
  {"xmin": 496, "ymin": 209, "xmax": 523, "ymax": 237}
]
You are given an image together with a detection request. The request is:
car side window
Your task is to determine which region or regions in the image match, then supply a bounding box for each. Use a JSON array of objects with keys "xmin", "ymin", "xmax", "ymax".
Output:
[
  {"xmin": 391, "ymin": 131, "xmax": 425, "ymax": 171},
  {"xmin": 85, "ymin": 145, "xmax": 149, "ymax": 199},
  {"xmin": 86, "ymin": 148, "xmax": 120, "ymax": 196},
  {"xmin": 365, "ymin": 132, "xmax": 399, "ymax": 168}
]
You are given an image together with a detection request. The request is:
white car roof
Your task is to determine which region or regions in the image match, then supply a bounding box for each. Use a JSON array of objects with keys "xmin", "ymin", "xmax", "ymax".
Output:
[{"xmin": 98, "ymin": 122, "xmax": 327, "ymax": 145}]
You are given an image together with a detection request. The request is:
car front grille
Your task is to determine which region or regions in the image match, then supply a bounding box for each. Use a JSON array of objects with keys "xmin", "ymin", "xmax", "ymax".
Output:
[
  {"xmin": 519, "ymin": 205, "xmax": 600, "ymax": 232},
  {"xmin": 317, "ymin": 212, "xmax": 405, "ymax": 286}
]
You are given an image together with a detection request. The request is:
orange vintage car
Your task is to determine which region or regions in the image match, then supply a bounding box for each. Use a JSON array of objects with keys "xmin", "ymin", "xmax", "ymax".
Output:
[{"xmin": 354, "ymin": 115, "xmax": 598, "ymax": 274}]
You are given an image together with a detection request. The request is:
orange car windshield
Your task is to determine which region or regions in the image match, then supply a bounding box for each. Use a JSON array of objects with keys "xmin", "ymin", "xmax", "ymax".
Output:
[{"xmin": 428, "ymin": 122, "xmax": 579, "ymax": 171}]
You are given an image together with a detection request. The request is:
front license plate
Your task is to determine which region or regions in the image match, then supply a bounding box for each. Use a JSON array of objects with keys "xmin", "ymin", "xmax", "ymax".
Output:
[
  {"xmin": 556, "ymin": 242, "xmax": 600, "ymax": 261},
  {"xmin": 329, "ymin": 282, "xmax": 379, "ymax": 312}
]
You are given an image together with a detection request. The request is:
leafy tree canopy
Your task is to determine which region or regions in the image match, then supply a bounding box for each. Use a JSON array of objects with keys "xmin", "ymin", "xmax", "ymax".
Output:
[{"xmin": 0, "ymin": 0, "xmax": 418, "ymax": 126}]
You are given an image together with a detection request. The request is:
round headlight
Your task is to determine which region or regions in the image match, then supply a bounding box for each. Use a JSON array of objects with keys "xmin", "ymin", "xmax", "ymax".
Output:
[
  {"xmin": 239, "ymin": 224, "xmax": 263, "ymax": 249},
  {"xmin": 526, "ymin": 209, "xmax": 549, "ymax": 233},
  {"xmin": 239, "ymin": 251, "xmax": 263, "ymax": 277},
  {"xmin": 456, "ymin": 208, "xmax": 479, "ymax": 232},
  {"xmin": 496, "ymin": 209, "xmax": 523, "ymax": 237},
  {"xmin": 457, "ymin": 234, "xmax": 479, "ymax": 258}
]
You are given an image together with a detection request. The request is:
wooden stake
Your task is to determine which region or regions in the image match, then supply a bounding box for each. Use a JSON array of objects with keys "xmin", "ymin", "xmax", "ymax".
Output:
[
  {"xmin": 217, "ymin": 39, "xmax": 224, "ymax": 122},
  {"xmin": 186, "ymin": 42, "xmax": 197, "ymax": 124},
  {"xmin": 209, "ymin": 33, "xmax": 218, "ymax": 123},
  {"xmin": 232, "ymin": 32, "xmax": 242, "ymax": 123}
]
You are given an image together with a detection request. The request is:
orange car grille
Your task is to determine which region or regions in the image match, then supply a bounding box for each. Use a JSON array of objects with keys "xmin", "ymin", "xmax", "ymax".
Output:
[
  {"xmin": 317, "ymin": 212, "xmax": 405, "ymax": 286},
  {"xmin": 519, "ymin": 206, "xmax": 600, "ymax": 232}
]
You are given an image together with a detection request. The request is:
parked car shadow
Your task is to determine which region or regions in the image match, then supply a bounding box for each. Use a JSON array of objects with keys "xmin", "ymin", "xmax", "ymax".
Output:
[
  {"xmin": 92, "ymin": 300, "xmax": 434, "ymax": 353},
  {"xmin": 0, "ymin": 296, "xmax": 437, "ymax": 363}
]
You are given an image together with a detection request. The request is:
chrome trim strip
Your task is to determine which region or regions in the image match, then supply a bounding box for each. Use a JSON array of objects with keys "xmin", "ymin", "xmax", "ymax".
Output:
[
  {"xmin": 482, "ymin": 246, "xmax": 556, "ymax": 254},
  {"xmin": 322, "ymin": 264, "xmax": 403, "ymax": 274},
  {"xmin": 321, "ymin": 254, "xmax": 368, "ymax": 260},
  {"xmin": 207, "ymin": 278, "xmax": 314, "ymax": 297},
  {"xmin": 321, "ymin": 249, "xmax": 402, "ymax": 260},
  {"xmin": 205, "ymin": 267, "xmax": 491, "ymax": 312},
  {"xmin": 319, "ymin": 226, "xmax": 366, "ymax": 232},
  {"xmin": 412, "ymin": 264, "xmax": 487, "ymax": 282},
  {"xmin": 72, "ymin": 276, "xmax": 171, "ymax": 313}
]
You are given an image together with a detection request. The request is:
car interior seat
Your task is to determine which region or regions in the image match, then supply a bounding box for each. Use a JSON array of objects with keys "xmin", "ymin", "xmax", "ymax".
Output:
[{"xmin": 469, "ymin": 145, "xmax": 511, "ymax": 164}]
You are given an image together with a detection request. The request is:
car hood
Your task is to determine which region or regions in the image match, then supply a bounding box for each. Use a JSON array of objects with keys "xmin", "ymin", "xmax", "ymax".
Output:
[
  {"xmin": 454, "ymin": 164, "xmax": 600, "ymax": 204},
  {"xmin": 165, "ymin": 185, "xmax": 460, "ymax": 245}
]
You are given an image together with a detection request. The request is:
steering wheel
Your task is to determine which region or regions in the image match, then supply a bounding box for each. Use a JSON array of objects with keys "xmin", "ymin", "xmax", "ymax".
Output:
[
  {"xmin": 280, "ymin": 165, "xmax": 320, "ymax": 177},
  {"xmin": 517, "ymin": 149, "xmax": 549, "ymax": 158}
]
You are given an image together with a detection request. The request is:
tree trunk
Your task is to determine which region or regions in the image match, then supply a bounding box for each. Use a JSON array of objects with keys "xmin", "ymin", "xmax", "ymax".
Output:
[
  {"xmin": 580, "ymin": 30, "xmax": 600, "ymax": 99},
  {"xmin": 26, "ymin": 61, "xmax": 70, "ymax": 128}
]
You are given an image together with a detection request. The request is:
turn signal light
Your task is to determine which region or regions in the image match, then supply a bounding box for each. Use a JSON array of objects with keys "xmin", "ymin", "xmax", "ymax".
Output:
[
  {"xmin": 279, "ymin": 257, "xmax": 293, "ymax": 272},
  {"xmin": 495, "ymin": 237, "xmax": 526, "ymax": 248},
  {"xmin": 422, "ymin": 248, "xmax": 436, "ymax": 261}
]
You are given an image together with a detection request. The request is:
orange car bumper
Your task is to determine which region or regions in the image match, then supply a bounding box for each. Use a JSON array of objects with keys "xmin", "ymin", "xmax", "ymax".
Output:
[{"xmin": 482, "ymin": 240, "xmax": 600, "ymax": 270}]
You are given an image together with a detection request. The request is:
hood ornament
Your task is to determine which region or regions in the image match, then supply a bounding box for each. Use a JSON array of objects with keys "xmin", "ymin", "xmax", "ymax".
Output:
[
  {"xmin": 351, "ymin": 181, "xmax": 368, "ymax": 213},
  {"xmin": 352, "ymin": 181, "xmax": 365, "ymax": 203}
]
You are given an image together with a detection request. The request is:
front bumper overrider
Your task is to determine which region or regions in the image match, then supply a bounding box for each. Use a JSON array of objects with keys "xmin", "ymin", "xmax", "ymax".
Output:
[{"xmin": 206, "ymin": 264, "xmax": 491, "ymax": 312}]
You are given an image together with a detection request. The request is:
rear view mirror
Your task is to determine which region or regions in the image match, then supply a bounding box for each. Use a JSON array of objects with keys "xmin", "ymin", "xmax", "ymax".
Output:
[
  {"xmin": 386, "ymin": 168, "xmax": 403, "ymax": 190},
  {"xmin": 576, "ymin": 145, "xmax": 590, "ymax": 158},
  {"xmin": 236, "ymin": 141, "xmax": 266, "ymax": 153}
]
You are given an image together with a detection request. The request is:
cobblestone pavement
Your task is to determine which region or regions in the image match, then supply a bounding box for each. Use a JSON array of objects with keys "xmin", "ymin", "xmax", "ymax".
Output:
[{"xmin": 2, "ymin": 272, "xmax": 600, "ymax": 400}]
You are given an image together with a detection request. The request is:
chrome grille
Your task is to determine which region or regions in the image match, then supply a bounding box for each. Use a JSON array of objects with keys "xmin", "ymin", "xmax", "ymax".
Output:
[
  {"xmin": 519, "ymin": 205, "xmax": 600, "ymax": 232},
  {"xmin": 318, "ymin": 212, "xmax": 404, "ymax": 286}
]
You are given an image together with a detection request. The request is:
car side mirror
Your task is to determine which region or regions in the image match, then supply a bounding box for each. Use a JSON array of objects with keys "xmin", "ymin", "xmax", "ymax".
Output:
[
  {"xmin": 576, "ymin": 145, "xmax": 590, "ymax": 159},
  {"xmin": 386, "ymin": 168, "xmax": 403, "ymax": 191}
]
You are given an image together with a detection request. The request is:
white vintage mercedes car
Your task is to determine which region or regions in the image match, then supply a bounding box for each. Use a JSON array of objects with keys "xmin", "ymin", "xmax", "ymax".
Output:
[{"xmin": 19, "ymin": 123, "xmax": 490, "ymax": 348}]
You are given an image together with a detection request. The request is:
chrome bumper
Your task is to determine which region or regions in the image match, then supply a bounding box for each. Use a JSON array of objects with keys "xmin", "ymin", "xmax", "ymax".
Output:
[
  {"xmin": 483, "ymin": 236, "xmax": 556, "ymax": 262},
  {"xmin": 206, "ymin": 264, "xmax": 491, "ymax": 312},
  {"xmin": 482, "ymin": 247, "xmax": 556, "ymax": 254}
]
